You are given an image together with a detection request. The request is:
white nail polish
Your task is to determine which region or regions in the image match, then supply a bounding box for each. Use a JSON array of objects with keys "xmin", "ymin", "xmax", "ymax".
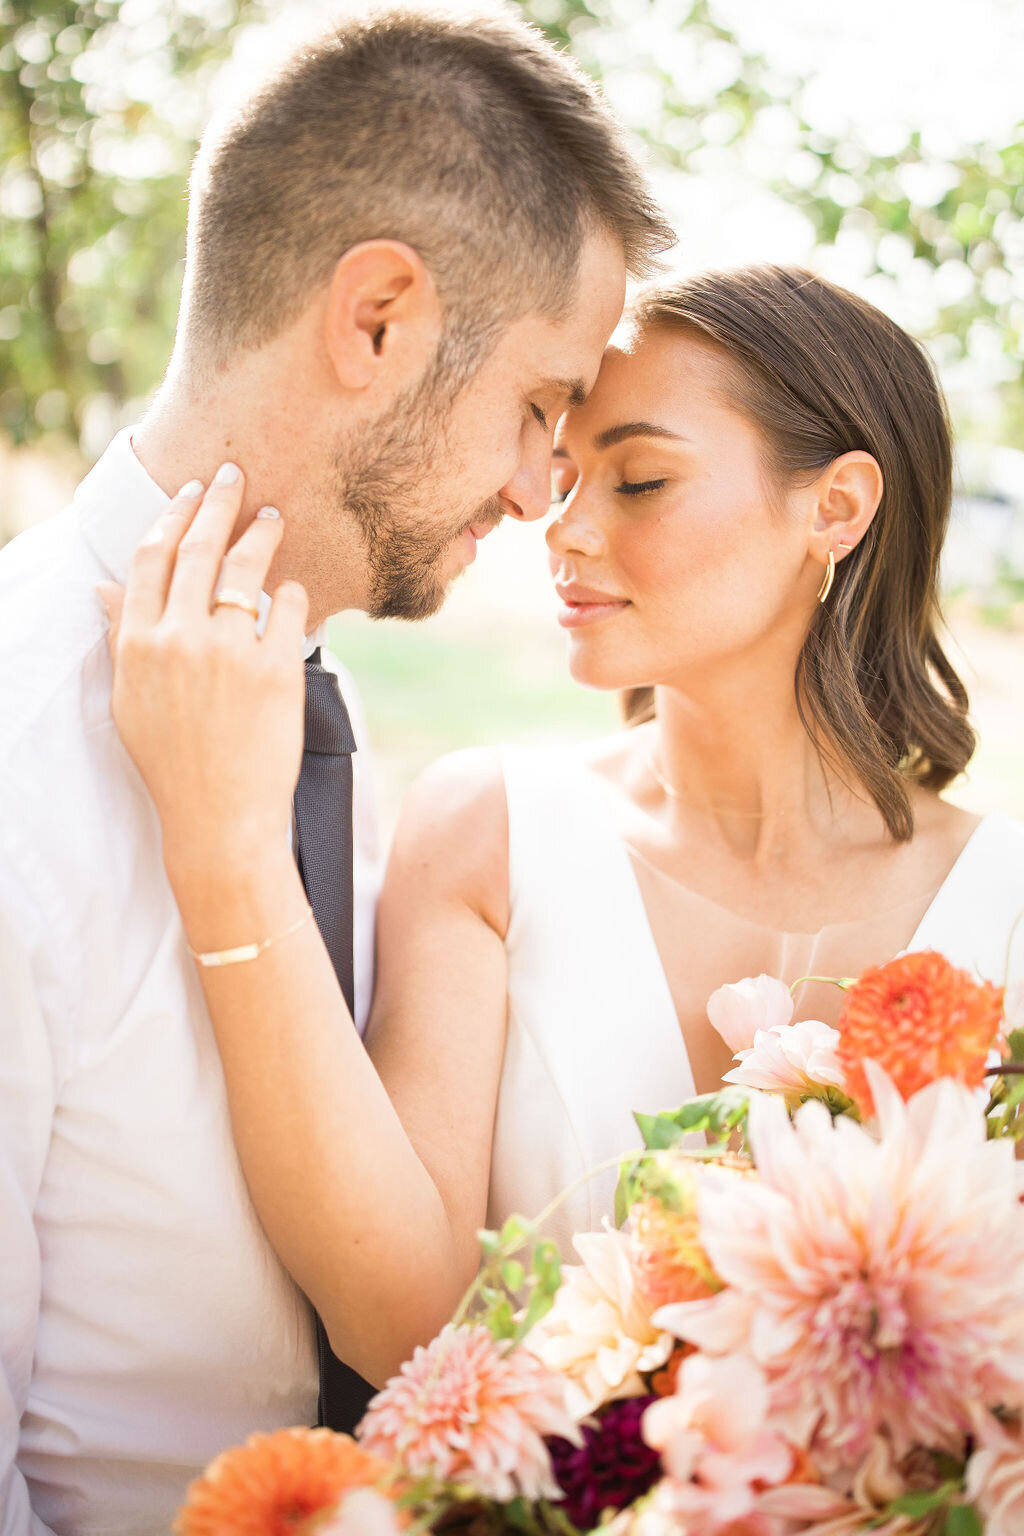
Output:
[
  {"xmin": 179, "ymin": 478, "xmax": 204, "ymax": 498},
  {"xmin": 256, "ymin": 505, "xmax": 280, "ymax": 520},
  {"xmin": 214, "ymin": 461, "xmax": 240, "ymax": 485}
]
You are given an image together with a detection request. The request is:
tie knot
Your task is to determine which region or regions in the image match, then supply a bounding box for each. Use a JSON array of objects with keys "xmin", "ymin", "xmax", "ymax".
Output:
[{"xmin": 304, "ymin": 650, "xmax": 356, "ymax": 756}]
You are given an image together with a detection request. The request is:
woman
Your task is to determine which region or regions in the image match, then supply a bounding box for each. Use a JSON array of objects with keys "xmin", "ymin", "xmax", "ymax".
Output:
[{"xmin": 103, "ymin": 266, "xmax": 1024, "ymax": 1386}]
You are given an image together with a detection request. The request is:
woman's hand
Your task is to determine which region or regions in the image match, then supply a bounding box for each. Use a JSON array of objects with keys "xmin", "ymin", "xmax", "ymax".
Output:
[{"xmin": 98, "ymin": 463, "xmax": 309, "ymax": 876}]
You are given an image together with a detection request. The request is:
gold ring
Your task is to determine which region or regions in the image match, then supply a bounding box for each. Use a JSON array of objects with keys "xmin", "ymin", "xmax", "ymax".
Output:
[{"xmin": 212, "ymin": 588, "xmax": 260, "ymax": 620}]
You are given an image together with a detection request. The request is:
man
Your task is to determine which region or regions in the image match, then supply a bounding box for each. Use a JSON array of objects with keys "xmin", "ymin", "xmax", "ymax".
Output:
[{"xmin": 0, "ymin": 7, "xmax": 671, "ymax": 1531}]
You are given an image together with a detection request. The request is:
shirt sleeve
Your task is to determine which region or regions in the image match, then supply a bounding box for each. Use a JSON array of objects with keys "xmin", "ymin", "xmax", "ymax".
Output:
[{"xmin": 0, "ymin": 859, "xmax": 62, "ymax": 1536}]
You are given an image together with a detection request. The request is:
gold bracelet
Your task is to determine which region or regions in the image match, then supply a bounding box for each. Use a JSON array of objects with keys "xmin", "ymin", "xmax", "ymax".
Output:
[{"xmin": 187, "ymin": 905, "xmax": 314, "ymax": 968}]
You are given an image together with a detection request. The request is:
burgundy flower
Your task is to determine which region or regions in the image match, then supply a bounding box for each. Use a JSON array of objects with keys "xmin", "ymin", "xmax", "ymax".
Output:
[{"xmin": 547, "ymin": 1396, "xmax": 661, "ymax": 1530}]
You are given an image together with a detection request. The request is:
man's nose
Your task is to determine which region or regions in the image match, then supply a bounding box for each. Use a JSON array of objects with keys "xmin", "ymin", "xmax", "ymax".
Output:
[{"xmin": 499, "ymin": 441, "xmax": 555, "ymax": 523}]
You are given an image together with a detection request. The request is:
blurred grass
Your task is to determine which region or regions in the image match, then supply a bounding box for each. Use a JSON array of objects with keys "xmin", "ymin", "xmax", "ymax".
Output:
[
  {"xmin": 329, "ymin": 610, "xmax": 619, "ymax": 829},
  {"xmin": 330, "ymin": 613, "xmax": 616, "ymax": 750}
]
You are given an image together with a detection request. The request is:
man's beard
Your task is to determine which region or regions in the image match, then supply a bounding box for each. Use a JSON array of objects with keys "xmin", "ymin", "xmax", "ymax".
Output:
[{"xmin": 336, "ymin": 372, "xmax": 503, "ymax": 622}]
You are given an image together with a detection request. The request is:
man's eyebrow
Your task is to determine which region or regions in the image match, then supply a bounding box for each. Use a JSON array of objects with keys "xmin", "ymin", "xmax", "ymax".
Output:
[
  {"xmin": 595, "ymin": 422, "xmax": 687, "ymax": 450},
  {"xmin": 542, "ymin": 377, "xmax": 588, "ymax": 409}
]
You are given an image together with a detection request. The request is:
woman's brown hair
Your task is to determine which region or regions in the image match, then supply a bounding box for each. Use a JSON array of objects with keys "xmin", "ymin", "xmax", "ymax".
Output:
[{"xmin": 623, "ymin": 264, "xmax": 974, "ymax": 842}]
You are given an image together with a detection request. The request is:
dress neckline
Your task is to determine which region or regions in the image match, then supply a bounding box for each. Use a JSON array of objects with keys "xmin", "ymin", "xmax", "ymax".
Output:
[
  {"xmin": 623, "ymin": 816, "xmax": 991, "ymax": 946},
  {"xmin": 575, "ymin": 758, "xmax": 999, "ymax": 1058}
]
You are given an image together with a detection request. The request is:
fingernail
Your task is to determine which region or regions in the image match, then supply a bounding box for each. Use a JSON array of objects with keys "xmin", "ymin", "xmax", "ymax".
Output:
[
  {"xmin": 256, "ymin": 505, "xmax": 280, "ymax": 520},
  {"xmin": 214, "ymin": 461, "xmax": 240, "ymax": 485},
  {"xmin": 179, "ymin": 478, "xmax": 204, "ymax": 498}
]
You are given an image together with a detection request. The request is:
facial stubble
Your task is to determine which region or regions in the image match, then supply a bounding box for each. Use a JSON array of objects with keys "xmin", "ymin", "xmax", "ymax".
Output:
[{"xmin": 336, "ymin": 371, "xmax": 503, "ymax": 622}]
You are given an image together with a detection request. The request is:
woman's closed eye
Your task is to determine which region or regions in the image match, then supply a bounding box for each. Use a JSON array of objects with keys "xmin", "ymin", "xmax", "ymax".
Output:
[{"xmin": 615, "ymin": 477, "xmax": 668, "ymax": 497}]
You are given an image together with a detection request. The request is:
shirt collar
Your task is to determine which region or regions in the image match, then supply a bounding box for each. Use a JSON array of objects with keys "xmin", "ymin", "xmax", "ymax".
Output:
[{"xmin": 77, "ymin": 427, "xmax": 327, "ymax": 659}]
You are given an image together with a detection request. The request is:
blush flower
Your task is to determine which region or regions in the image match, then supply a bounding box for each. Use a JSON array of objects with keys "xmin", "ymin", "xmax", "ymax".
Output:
[
  {"xmin": 641, "ymin": 1353, "xmax": 792, "ymax": 1532},
  {"xmin": 174, "ymin": 1428, "xmax": 390, "ymax": 1536},
  {"xmin": 312, "ymin": 1489, "xmax": 405, "ymax": 1536},
  {"xmin": 357, "ymin": 1324, "xmax": 577, "ymax": 1502},
  {"xmin": 654, "ymin": 1067, "xmax": 1024, "ymax": 1465},
  {"xmin": 836, "ymin": 950, "xmax": 1004, "ymax": 1116},
  {"xmin": 757, "ymin": 1434, "xmax": 925, "ymax": 1534},
  {"xmin": 965, "ymin": 1414, "xmax": 1024, "ymax": 1536},
  {"xmin": 707, "ymin": 975, "xmax": 795, "ymax": 1054},
  {"xmin": 723, "ymin": 1019, "xmax": 847, "ymax": 1104},
  {"xmin": 523, "ymin": 1228, "xmax": 673, "ymax": 1418}
]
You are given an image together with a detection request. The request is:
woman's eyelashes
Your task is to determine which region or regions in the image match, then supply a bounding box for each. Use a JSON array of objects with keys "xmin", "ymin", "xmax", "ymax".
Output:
[{"xmin": 615, "ymin": 477, "xmax": 668, "ymax": 497}]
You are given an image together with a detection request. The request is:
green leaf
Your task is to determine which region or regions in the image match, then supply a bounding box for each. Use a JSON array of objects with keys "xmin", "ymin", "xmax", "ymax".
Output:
[
  {"xmin": 499, "ymin": 1214, "xmax": 536, "ymax": 1252},
  {"xmin": 1008, "ymin": 1028, "xmax": 1024, "ymax": 1061},
  {"xmin": 531, "ymin": 1239, "xmax": 562, "ymax": 1288},
  {"xmin": 634, "ymin": 1110, "xmax": 687, "ymax": 1150},
  {"xmin": 889, "ymin": 1482, "xmax": 959, "ymax": 1517},
  {"xmin": 944, "ymin": 1505, "xmax": 982, "ymax": 1536},
  {"xmin": 634, "ymin": 1089, "xmax": 751, "ymax": 1150},
  {"xmin": 500, "ymin": 1259, "xmax": 525, "ymax": 1291}
]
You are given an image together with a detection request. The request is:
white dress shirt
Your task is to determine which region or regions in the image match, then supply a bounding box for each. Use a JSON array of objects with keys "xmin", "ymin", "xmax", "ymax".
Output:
[{"xmin": 0, "ymin": 430, "xmax": 381, "ymax": 1534}]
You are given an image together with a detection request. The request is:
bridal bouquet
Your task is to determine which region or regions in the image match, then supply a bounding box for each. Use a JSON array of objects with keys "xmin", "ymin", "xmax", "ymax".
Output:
[{"xmin": 176, "ymin": 950, "xmax": 1024, "ymax": 1536}]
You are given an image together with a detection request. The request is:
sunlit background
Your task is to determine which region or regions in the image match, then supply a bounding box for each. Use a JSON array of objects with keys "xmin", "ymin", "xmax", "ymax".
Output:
[{"xmin": 3, "ymin": 0, "xmax": 1024, "ymax": 827}]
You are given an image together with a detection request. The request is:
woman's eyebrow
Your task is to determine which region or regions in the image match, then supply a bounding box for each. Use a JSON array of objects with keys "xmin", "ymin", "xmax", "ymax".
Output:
[{"xmin": 594, "ymin": 421, "xmax": 687, "ymax": 450}]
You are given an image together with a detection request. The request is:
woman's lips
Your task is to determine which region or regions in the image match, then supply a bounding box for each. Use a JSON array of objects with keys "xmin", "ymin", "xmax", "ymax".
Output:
[{"xmin": 555, "ymin": 582, "xmax": 630, "ymax": 629}]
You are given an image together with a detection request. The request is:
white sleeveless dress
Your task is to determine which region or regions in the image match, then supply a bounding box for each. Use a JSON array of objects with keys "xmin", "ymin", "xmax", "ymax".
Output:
[{"xmin": 486, "ymin": 745, "xmax": 1024, "ymax": 1257}]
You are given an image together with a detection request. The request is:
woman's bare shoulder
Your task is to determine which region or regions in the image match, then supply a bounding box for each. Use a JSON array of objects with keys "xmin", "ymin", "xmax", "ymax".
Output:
[{"xmin": 387, "ymin": 748, "xmax": 510, "ymax": 935}]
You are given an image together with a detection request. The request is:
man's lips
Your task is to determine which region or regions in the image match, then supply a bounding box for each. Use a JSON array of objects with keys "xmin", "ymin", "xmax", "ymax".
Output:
[
  {"xmin": 555, "ymin": 581, "xmax": 631, "ymax": 629},
  {"xmin": 457, "ymin": 519, "xmax": 501, "ymax": 567}
]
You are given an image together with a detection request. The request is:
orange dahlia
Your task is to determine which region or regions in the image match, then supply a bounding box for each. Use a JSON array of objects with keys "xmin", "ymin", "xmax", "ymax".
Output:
[
  {"xmin": 175, "ymin": 1427, "xmax": 397, "ymax": 1536},
  {"xmin": 626, "ymin": 1197, "xmax": 721, "ymax": 1313},
  {"xmin": 650, "ymin": 1343, "xmax": 694, "ymax": 1397},
  {"xmin": 836, "ymin": 949, "xmax": 1004, "ymax": 1116}
]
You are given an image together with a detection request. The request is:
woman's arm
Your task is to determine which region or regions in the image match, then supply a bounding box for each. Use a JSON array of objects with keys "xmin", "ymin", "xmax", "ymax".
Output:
[
  {"xmin": 171, "ymin": 753, "xmax": 510, "ymax": 1385},
  {"xmin": 103, "ymin": 471, "xmax": 510, "ymax": 1383}
]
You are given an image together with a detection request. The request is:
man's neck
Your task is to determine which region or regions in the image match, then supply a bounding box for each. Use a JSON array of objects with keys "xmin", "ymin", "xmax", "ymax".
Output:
[{"xmin": 132, "ymin": 370, "xmax": 368, "ymax": 623}]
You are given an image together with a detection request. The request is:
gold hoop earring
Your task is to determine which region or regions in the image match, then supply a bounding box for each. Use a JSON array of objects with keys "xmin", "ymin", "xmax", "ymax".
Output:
[{"xmin": 816, "ymin": 550, "xmax": 836, "ymax": 605}]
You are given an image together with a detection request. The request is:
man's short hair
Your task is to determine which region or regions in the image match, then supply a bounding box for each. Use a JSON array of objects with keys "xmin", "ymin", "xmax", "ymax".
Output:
[{"xmin": 182, "ymin": 6, "xmax": 673, "ymax": 373}]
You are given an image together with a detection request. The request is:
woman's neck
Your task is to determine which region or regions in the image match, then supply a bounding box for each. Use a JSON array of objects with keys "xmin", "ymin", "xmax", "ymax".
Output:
[{"xmin": 649, "ymin": 670, "xmax": 873, "ymax": 864}]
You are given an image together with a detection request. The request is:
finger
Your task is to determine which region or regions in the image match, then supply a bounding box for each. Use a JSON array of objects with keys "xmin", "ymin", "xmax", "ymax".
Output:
[
  {"xmin": 211, "ymin": 507, "xmax": 285, "ymax": 631},
  {"xmin": 165, "ymin": 461, "xmax": 247, "ymax": 620},
  {"xmin": 95, "ymin": 581, "xmax": 125, "ymax": 668},
  {"xmin": 121, "ymin": 479, "xmax": 205, "ymax": 632},
  {"xmin": 263, "ymin": 579, "xmax": 310, "ymax": 659}
]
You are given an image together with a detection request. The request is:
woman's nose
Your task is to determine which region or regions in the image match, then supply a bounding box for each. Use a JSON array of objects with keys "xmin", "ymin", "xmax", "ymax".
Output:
[{"xmin": 546, "ymin": 496, "xmax": 606, "ymax": 559}]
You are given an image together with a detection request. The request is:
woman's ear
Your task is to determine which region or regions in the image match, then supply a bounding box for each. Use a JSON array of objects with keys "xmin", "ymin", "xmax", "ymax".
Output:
[
  {"xmin": 808, "ymin": 450, "xmax": 884, "ymax": 568},
  {"xmin": 323, "ymin": 239, "xmax": 442, "ymax": 394}
]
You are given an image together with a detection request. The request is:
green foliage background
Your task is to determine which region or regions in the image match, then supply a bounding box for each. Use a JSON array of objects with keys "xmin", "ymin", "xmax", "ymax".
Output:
[{"xmin": 2, "ymin": 0, "xmax": 1023, "ymax": 453}]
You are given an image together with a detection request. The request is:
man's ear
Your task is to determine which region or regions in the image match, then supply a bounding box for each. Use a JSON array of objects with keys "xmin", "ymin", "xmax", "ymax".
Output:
[
  {"xmin": 323, "ymin": 240, "xmax": 442, "ymax": 393},
  {"xmin": 807, "ymin": 450, "xmax": 883, "ymax": 569}
]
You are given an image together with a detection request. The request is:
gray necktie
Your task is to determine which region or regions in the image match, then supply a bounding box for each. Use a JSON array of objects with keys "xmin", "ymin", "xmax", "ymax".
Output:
[
  {"xmin": 294, "ymin": 649, "xmax": 356, "ymax": 1013},
  {"xmin": 293, "ymin": 648, "xmax": 372, "ymax": 1432}
]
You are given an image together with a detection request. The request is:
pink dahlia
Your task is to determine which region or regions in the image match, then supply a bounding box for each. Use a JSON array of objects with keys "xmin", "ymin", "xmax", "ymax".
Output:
[
  {"xmin": 641, "ymin": 1352, "xmax": 793, "ymax": 1532},
  {"xmin": 357, "ymin": 1325, "xmax": 579, "ymax": 1502},
  {"xmin": 654, "ymin": 1066, "xmax": 1024, "ymax": 1465}
]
